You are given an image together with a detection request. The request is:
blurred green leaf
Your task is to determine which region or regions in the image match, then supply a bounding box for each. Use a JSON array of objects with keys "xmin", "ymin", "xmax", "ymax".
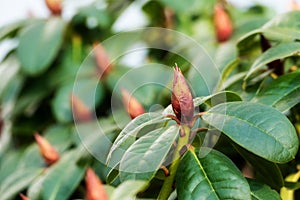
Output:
[
  {"xmin": 17, "ymin": 18, "xmax": 66, "ymax": 75},
  {"xmin": 0, "ymin": 167, "xmax": 41, "ymax": 200}
]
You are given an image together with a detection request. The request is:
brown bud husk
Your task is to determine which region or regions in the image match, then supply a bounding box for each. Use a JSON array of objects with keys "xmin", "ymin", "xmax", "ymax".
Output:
[
  {"xmin": 45, "ymin": 0, "xmax": 62, "ymax": 15},
  {"xmin": 121, "ymin": 89, "xmax": 145, "ymax": 119},
  {"xmin": 171, "ymin": 65, "xmax": 194, "ymax": 127},
  {"xmin": 20, "ymin": 194, "xmax": 30, "ymax": 200},
  {"xmin": 70, "ymin": 94, "xmax": 93, "ymax": 122},
  {"xmin": 34, "ymin": 133, "xmax": 60, "ymax": 165},
  {"xmin": 93, "ymin": 42, "xmax": 113, "ymax": 79},
  {"xmin": 214, "ymin": 3, "xmax": 233, "ymax": 43},
  {"xmin": 85, "ymin": 168, "xmax": 108, "ymax": 200}
]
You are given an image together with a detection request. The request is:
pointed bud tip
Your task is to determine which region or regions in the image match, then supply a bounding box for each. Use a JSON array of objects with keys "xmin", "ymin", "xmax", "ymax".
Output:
[
  {"xmin": 121, "ymin": 88, "xmax": 145, "ymax": 119},
  {"xmin": 20, "ymin": 194, "xmax": 30, "ymax": 200},
  {"xmin": 85, "ymin": 168, "xmax": 108, "ymax": 200},
  {"xmin": 70, "ymin": 94, "xmax": 93, "ymax": 123},
  {"xmin": 34, "ymin": 132, "xmax": 60, "ymax": 165},
  {"xmin": 45, "ymin": 0, "xmax": 62, "ymax": 15}
]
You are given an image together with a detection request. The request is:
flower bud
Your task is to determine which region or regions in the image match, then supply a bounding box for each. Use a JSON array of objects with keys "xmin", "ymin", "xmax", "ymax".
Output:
[
  {"xmin": 34, "ymin": 133, "xmax": 60, "ymax": 165},
  {"xmin": 20, "ymin": 194, "xmax": 30, "ymax": 200},
  {"xmin": 45, "ymin": 0, "xmax": 62, "ymax": 15},
  {"xmin": 291, "ymin": 0, "xmax": 300, "ymax": 10},
  {"xmin": 171, "ymin": 64, "xmax": 194, "ymax": 127},
  {"xmin": 93, "ymin": 42, "xmax": 113, "ymax": 79},
  {"xmin": 85, "ymin": 168, "xmax": 108, "ymax": 200},
  {"xmin": 214, "ymin": 3, "xmax": 233, "ymax": 43},
  {"xmin": 121, "ymin": 88, "xmax": 145, "ymax": 119},
  {"xmin": 70, "ymin": 94, "xmax": 93, "ymax": 122}
]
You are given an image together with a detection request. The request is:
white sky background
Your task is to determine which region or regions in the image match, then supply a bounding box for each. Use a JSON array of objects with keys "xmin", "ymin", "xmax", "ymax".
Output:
[
  {"xmin": 0, "ymin": 0, "xmax": 299, "ymax": 62},
  {"xmin": 0, "ymin": 0, "xmax": 299, "ymax": 28}
]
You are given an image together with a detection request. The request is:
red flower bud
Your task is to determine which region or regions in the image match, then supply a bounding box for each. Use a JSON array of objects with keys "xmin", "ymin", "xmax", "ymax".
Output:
[
  {"xmin": 70, "ymin": 94, "xmax": 93, "ymax": 122},
  {"xmin": 214, "ymin": 3, "xmax": 233, "ymax": 43},
  {"xmin": 121, "ymin": 88, "xmax": 145, "ymax": 119},
  {"xmin": 171, "ymin": 64, "xmax": 194, "ymax": 127},
  {"xmin": 45, "ymin": 0, "xmax": 62, "ymax": 15},
  {"xmin": 20, "ymin": 194, "xmax": 30, "ymax": 200},
  {"xmin": 34, "ymin": 133, "xmax": 60, "ymax": 165},
  {"xmin": 85, "ymin": 168, "xmax": 108, "ymax": 200},
  {"xmin": 93, "ymin": 42, "xmax": 113, "ymax": 80}
]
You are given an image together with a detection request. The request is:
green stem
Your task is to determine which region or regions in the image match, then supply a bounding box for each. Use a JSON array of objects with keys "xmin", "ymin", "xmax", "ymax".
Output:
[{"xmin": 158, "ymin": 125, "xmax": 190, "ymax": 200}]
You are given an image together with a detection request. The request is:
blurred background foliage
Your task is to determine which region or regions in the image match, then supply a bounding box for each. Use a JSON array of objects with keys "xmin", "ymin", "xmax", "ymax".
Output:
[{"xmin": 0, "ymin": 0, "xmax": 300, "ymax": 199}]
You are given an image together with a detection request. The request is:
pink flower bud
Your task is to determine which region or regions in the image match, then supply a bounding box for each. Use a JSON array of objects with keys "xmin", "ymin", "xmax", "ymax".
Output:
[
  {"xmin": 20, "ymin": 194, "xmax": 30, "ymax": 200},
  {"xmin": 93, "ymin": 42, "xmax": 113, "ymax": 80}
]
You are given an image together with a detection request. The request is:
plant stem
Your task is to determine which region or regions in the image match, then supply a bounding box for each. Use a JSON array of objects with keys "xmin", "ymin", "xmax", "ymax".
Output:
[{"xmin": 158, "ymin": 125, "xmax": 190, "ymax": 200}]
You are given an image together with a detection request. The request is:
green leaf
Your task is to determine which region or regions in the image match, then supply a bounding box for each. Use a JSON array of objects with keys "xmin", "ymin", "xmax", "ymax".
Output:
[
  {"xmin": 0, "ymin": 56, "xmax": 20, "ymax": 98},
  {"xmin": 119, "ymin": 125, "xmax": 179, "ymax": 181},
  {"xmin": 0, "ymin": 167, "xmax": 41, "ymax": 200},
  {"xmin": 111, "ymin": 180, "xmax": 148, "ymax": 200},
  {"xmin": 247, "ymin": 179, "xmax": 281, "ymax": 200},
  {"xmin": 202, "ymin": 102, "xmax": 298, "ymax": 163},
  {"xmin": 252, "ymin": 71, "xmax": 300, "ymax": 112},
  {"xmin": 176, "ymin": 148, "xmax": 250, "ymax": 200},
  {"xmin": 28, "ymin": 150, "xmax": 87, "ymax": 200},
  {"xmin": 106, "ymin": 113, "xmax": 170, "ymax": 168},
  {"xmin": 234, "ymin": 145, "xmax": 284, "ymax": 190},
  {"xmin": 238, "ymin": 11, "xmax": 300, "ymax": 47},
  {"xmin": 244, "ymin": 42, "xmax": 300, "ymax": 80},
  {"xmin": 193, "ymin": 91, "xmax": 242, "ymax": 107},
  {"xmin": 17, "ymin": 18, "xmax": 66, "ymax": 75}
]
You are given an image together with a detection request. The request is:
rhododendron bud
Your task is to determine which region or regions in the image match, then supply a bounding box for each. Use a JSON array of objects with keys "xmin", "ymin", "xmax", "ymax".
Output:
[
  {"xmin": 121, "ymin": 88, "xmax": 145, "ymax": 119},
  {"xmin": 171, "ymin": 64, "xmax": 194, "ymax": 127},
  {"xmin": 34, "ymin": 133, "xmax": 60, "ymax": 165},
  {"xmin": 70, "ymin": 94, "xmax": 93, "ymax": 122},
  {"xmin": 85, "ymin": 168, "xmax": 108, "ymax": 200},
  {"xmin": 214, "ymin": 3, "xmax": 233, "ymax": 42},
  {"xmin": 93, "ymin": 42, "xmax": 113, "ymax": 79},
  {"xmin": 45, "ymin": 0, "xmax": 62, "ymax": 15},
  {"xmin": 20, "ymin": 194, "xmax": 30, "ymax": 200}
]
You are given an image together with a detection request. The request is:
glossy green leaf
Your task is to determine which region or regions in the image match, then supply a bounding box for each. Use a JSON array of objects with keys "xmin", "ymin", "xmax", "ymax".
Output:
[
  {"xmin": 0, "ymin": 167, "xmax": 41, "ymax": 200},
  {"xmin": 176, "ymin": 148, "xmax": 250, "ymax": 200},
  {"xmin": 238, "ymin": 11, "xmax": 300, "ymax": 47},
  {"xmin": 17, "ymin": 18, "xmax": 66, "ymax": 75},
  {"xmin": 248, "ymin": 179, "xmax": 281, "ymax": 200},
  {"xmin": 119, "ymin": 125, "xmax": 179, "ymax": 181},
  {"xmin": 111, "ymin": 180, "xmax": 148, "ymax": 200},
  {"xmin": 202, "ymin": 102, "xmax": 298, "ymax": 163},
  {"xmin": 27, "ymin": 150, "xmax": 87, "ymax": 200},
  {"xmin": 253, "ymin": 71, "xmax": 300, "ymax": 113},
  {"xmin": 192, "ymin": 91, "xmax": 242, "ymax": 108},
  {"xmin": 106, "ymin": 113, "xmax": 170, "ymax": 167},
  {"xmin": 234, "ymin": 145, "xmax": 284, "ymax": 190},
  {"xmin": 244, "ymin": 42, "xmax": 300, "ymax": 80}
]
